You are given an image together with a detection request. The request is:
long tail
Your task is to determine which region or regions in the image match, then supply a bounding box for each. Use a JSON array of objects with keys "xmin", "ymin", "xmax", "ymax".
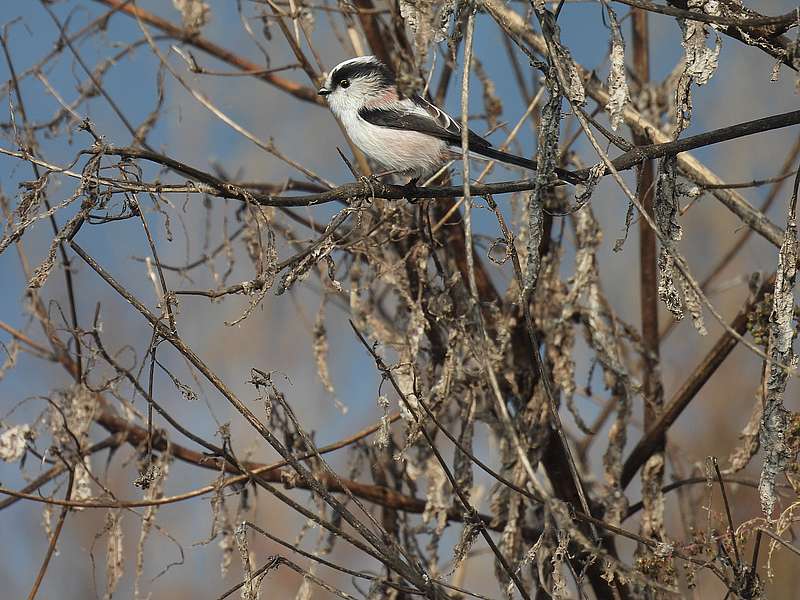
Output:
[{"xmin": 470, "ymin": 146, "xmax": 582, "ymax": 184}]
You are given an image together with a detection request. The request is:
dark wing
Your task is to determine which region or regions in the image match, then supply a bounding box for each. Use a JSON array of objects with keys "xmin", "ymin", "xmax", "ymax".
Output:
[{"xmin": 359, "ymin": 94, "xmax": 492, "ymax": 150}]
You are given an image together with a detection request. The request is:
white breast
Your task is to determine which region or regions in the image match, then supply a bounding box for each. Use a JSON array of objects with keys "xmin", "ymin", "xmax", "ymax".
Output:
[{"xmin": 332, "ymin": 102, "xmax": 447, "ymax": 177}]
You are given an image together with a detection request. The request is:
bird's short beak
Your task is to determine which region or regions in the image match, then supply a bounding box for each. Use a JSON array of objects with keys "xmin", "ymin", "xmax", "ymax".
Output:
[{"xmin": 318, "ymin": 87, "xmax": 331, "ymax": 97}]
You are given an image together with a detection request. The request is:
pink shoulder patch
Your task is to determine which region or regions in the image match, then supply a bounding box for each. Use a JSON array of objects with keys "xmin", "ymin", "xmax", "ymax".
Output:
[{"xmin": 365, "ymin": 88, "xmax": 399, "ymax": 109}]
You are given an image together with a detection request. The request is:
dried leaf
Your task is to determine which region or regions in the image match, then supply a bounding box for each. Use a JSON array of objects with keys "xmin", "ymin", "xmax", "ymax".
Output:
[
  {"xmin": 657, "ymin": 251, "xmax": 683, "ymax": 320},
  {"xmin": 496, "ymin": 471, "xmax": 525, "ymax": 591},
  {"xmin": 29, "ymin": 204, "xmax": 91, "ymax": 290},
  {"xmin": 681, "ymin": 275, "xmax": 708, "ymax": 335},
  {"xmin": 569, "ymin": 205, "xmax": 634, "ymax": 521},
  {"xmin": 655, "ymin": 157, "xmax": 682, "ymax": 243},
  {"xmin": 682, "ymin": 9, "xmax": 721, "ymax": 86},
  {"xmin": 16, "ymin": 175, "xmax": 47, "ymax": 221},
  {"xmin": 550, "ymin": 529, "xmax": 570, "ymax": 599},
  {"xmin": 172, "ymin": 0, "xmax": 210, "ymax": 32},
  {"xmin": 655, "ymin": 156, "xmax": 685, "ymax": 320},
  {"xmin": 72, "ymin": 456, "xmax": 94, "ymax": 506},
  {"xmin": 235, "ymin": 522, "xmax": 260, "ymax": 600},
  {"xmin": 725, "ymin": 396, "xmax": 763, "ymax": 474},
  {"xmin": 399, "ymin": 0, "xmax": 455, "ymax": 65},
  {"xmin": 759, "ymin": 189, "xmax": 798, "ymax": 518},
  {"xmin": 40, "ymin": 501, "xmax": 53, "ymax": 543},
  {"xmin": 605, "ymin": 8, "xmax": 630, "ymax": 131},
  {"xmin": 526, "ymin": 71, "xmax": 561, "ymax": 294},
  {"xmin": 0, "ymin": 423, "xmax": 31, "ymax": 463},
  {"xmin": 565, "ymin": 60, "xmax": 586, "ymax": 106},
  {"xmin": 674, "ymin": 3, "xmax": 722, "ymax": 133},
  {"xmin": 449, "ymin": 522, "xmax": 480, "ymax": 577},
  {"xmin": 278, "ymin": 232, "xmax": 335, "ymax": 295},
  {"xmin": 374, "ymin": 395, "xmax": 391, "ymax": 449},
  {"xmin": 552, "ymin": 205, "xmax": 594, "ymax": 434},
  {"xmin": 525, "ymin": 193, "xmax": 544, "ymax": 295},
  {"xmin": 544, "ymin": 18, "xmax": 586, "ymax": 107},
  {"xmin": 640, "ymin": 454, "xmax": 666, "ymax": 539},
  {"xmin": 453, "ymin": 397, "xmax": 475, "ymax": 494},
  {"xmin": 505, "ymin": 530, "xmax": 545, "ymax": 597},
  {"xmin": 313, "ymin": 298, "xmax": 343, "ymax": 411},
  {"xmin": 51, "ymin": 384, "xmax": 97, "ymax": 451},
  {"xmin": 421, "ymin": 457, "xmax": 450, "ymax": 535}
]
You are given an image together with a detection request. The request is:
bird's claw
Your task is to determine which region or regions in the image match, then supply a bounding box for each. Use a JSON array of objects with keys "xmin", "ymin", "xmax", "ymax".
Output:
[
  {"xmin": 403, "ymin": 177, "xmax": 421, "ymax": 203},
  {"xmin": 358, "ymin": 174, "xmax": 380, "ymax": 200}
]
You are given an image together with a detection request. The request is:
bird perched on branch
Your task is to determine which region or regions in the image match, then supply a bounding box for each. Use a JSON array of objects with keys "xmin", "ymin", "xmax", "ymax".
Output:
[{"xmin": 318, "ymin": 55, "xmax": 578, "ymax": 186}]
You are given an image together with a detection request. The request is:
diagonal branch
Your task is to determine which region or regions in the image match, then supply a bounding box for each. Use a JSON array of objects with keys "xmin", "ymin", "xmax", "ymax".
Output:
[
  {"xmin": 621, "ymin": 274, "xmax": 776, "ymax": 488},
  {"xmin": 33, "ymin": 102, "xmax": 799, "ymax": 220},
  {"xmin": 92, "ymin": 0, "xmax": 320, "ymax": 104},
  {"xmin": 26, "ymin": 466, "xmax": 74, "ymax": 600}
]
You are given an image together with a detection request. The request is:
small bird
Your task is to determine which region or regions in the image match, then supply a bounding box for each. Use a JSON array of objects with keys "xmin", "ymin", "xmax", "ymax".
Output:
[{"xmin": 318, "ymin": 55, "xmax": 577, "ymax": 185}]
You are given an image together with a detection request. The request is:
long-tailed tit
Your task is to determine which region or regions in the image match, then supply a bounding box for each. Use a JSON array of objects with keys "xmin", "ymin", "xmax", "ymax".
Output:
[{"xmin": 318, "ymin": 55, "xmax": 577, "ymax": 184}]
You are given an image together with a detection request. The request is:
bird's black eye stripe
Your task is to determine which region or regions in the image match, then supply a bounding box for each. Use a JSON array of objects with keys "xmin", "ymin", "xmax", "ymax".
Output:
[
  {"xmin": 340, "ymin": 79, "xmax": 350, "ymax": 89},
  {"xmin": 330, "ymin": 60, "xmax": 394, "ymax": 90}
]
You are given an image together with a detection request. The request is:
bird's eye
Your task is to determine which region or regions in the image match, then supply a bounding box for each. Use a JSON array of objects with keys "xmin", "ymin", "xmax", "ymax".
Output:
[{"xmin": 340, "ymin": 79, "xmax": 350, "ymax": 89}]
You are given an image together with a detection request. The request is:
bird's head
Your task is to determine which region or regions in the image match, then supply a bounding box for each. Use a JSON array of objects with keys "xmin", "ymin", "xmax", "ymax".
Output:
[{"xmin": 318, "ymin": 56, "xmax": 397, "ymax": 116}]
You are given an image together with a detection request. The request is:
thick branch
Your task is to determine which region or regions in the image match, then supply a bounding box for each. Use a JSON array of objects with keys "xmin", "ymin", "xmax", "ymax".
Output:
[
  {"xmin": 90, "ymin": 106, "xmax": 800, "ymax": 223},
  {"xmin": 621, "ymin": 275, "xmax": 775, "ymax": 488},
  {"xmin": 614, "ymin": 0, "xmax": 798, "ymax": 35},
  {"xmin": 632, "ymin": 3, "xmax": 664, "ymax": 490}
]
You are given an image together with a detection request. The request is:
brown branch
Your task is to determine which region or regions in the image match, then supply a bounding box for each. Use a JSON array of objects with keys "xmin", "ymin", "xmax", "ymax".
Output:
[
  {"xmin": 632, "ymin": 4, "xmax": 665, "ymax": 498},
  {"xmin": 0, "ymin": 436, "xmax": 121, "ymax": 512},
  {"xmin": 623, "ymin": 475, "xmax": 787, "ymax": 520},
  {"xmin": 26, "ymin": 466, "xmax": 74, "ymax": 600},
  {"xmin": 85, "ymin": 105, "xmax": 800, "ymax": 216},
  {"xmin": 756, "ymin": 527, "xmax": 800, "ymax": 558},
  {"xmin": 92, "ymin": 0, "xmax": 321, "ymax": 104},
  {"xmin": 621, "ymin": 274, "xmax": 776, "ymax": 488},
  {"xmin": 698, "ymin": 135, "xmax": 800, "ymax": 290},
  {"xmin": 352, "ymin": 0, "xmax": 392, "ymax": 66},
  {"xmin": 93, "ymin": 411, "xmax": 436, "ymax": 515},
  {"xmin": 0, "ymin": 405, "xmax": 529, "ymax": 546},
  {"xmin": 613, "ymin": 0, "xmax": 798, "ymax": 33},
  {"xmin": 0, "ymin": 320, "xmax": 53, "ymax": 358},
  {"xmin": 606, "ymin": 110, "xmax": 800, "ymax": 175}
]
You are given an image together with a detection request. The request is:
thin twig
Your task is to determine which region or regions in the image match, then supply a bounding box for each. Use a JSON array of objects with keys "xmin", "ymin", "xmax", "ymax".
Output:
[{"xmin": 26, "ymin": 467, "xmax": 74, "ymax": 600}]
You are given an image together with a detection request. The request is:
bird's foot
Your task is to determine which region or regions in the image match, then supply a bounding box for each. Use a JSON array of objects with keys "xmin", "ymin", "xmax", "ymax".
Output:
[
  {"xmin": 358, "ymin": 174, "xmax": 380, "ymax": 200},
  {"xmin": 403, "ymin": 177, "xmax": 421, "ymax": 203}
]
